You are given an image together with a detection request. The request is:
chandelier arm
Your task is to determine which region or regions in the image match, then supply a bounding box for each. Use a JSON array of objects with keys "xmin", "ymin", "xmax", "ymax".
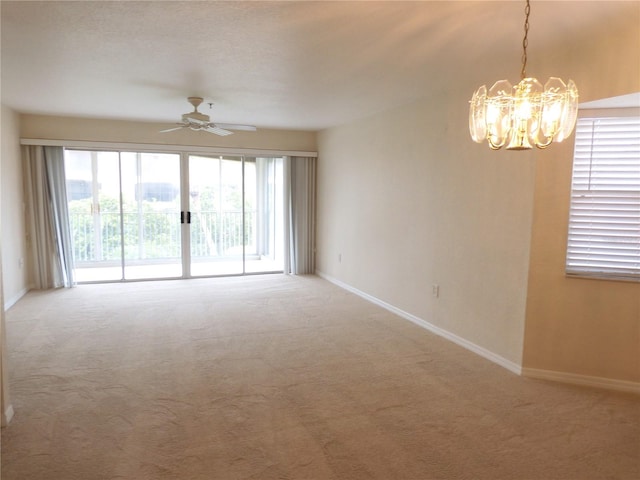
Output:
[
  {"xmin": 533, "ymin": 134, "xmax": 554, "ymax": 149},
  {"xmin": 532, "ymin": 110, "xmax": 560, "ymax": 149},
  {"xmin": 487, "ymin": 135, "xmax": 507, "ymax": 150},
  {"xmin": 535, "ymin": 140, "xmax": 553, "ymax": 149}
]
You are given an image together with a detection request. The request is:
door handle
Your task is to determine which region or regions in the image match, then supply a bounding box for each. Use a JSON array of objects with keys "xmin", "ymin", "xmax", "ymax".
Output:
[
  {"xmin": 180, "ymin": 211, "xmax": 185, "ymax": 224},
  {"xmin": 187, "ymin": 211, "xmax": 191, "ymax": 224}
]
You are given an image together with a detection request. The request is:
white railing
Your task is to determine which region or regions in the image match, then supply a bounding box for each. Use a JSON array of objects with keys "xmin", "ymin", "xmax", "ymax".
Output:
[{"xmin": 70, "ymin": 210, "xmax": 255, "ymax": 264}]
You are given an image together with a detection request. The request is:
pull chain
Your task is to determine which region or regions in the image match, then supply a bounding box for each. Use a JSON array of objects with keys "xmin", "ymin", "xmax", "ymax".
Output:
[{"xmin": 521, "ymin": 0, "xmax": 530, "ymax": 80}]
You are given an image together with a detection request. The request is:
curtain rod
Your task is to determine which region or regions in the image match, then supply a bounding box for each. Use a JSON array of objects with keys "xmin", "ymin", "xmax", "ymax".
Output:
[{"xmin": 20, "ymin": 138, "xmax": 318, "ymax": 158}]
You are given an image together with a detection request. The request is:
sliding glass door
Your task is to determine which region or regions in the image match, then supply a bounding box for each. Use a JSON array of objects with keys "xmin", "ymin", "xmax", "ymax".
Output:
[
  {"xmin": 120, "ymin": 152, "xmax": 182, "ymax": 279},
  {"xmin": 245, "ymin": 156, "xmax": 284, "ymax": 273},
  {"xmin": 65, "ymin": 149, "xmax": 284, "ymax": 282},
  {"xmin": 65, "ymin": 150, "xmax": 182, "ymax": 282},
  {"xmin": 188, "ymin": 155, "xmax": 284, "ymax": 276},
  {"xmin": 188, "ymin": 155, "xmax": 244, "ymax": 276},
  {"xmin": 65, "ymin": 150, "xmax": 122, "ymax": 281}
]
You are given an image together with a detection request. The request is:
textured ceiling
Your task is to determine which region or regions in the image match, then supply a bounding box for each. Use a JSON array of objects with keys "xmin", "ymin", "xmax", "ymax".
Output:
[{"xmin": 1, "ymin": 1, "xmax": 637, "ymax": 131}]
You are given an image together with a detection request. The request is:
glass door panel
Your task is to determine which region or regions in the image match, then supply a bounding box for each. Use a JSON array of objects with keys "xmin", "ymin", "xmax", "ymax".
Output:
[
  {"xmin": 189, "ymin": 155, "xmax": 244, "ymax": 276},
  {"xmin": 245, "ymin": 157, "xmax": 284, "ymax": 273},
  {"xmin": 120, "ymin": 152, "xmax": 182, "ymax": 279},
  {"xmin": 65, "ymin": 150, "xmax": 123, "ymax": 282}
]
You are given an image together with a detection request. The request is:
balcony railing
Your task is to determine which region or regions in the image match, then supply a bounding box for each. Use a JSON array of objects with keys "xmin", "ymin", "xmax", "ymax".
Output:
[{"xmin": 70, "ymin": 210, "xmax": 255, "ymax": 264}]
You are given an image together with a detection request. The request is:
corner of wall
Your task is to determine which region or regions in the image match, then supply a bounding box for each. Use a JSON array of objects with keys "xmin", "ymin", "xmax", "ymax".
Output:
[
  {"xmin": 522, "ymin": 15, "xmax": 640, "ymax": 386},
  {"xmin": 1, "ymin": 105, "xmax": 30, "ymax": 305}
]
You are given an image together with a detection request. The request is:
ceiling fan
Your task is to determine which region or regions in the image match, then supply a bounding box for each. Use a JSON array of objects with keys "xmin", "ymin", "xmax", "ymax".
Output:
[{"xmin": 160, "ymin": 97, "xmax": 257, "ymax": 136}]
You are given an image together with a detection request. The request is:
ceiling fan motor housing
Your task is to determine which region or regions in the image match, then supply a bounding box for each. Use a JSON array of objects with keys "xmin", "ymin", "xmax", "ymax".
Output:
[{"xmin": 182, "ymin": 111, "xmax": 210, "ymax": 124}]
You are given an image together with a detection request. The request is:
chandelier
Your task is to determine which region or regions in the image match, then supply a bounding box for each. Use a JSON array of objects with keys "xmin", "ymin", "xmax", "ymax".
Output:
[{"xmin": 469, "ymin": 0, "xmax": 579, "ymax": 150}]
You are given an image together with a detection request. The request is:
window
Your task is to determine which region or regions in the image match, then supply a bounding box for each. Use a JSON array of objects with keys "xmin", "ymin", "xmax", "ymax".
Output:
[
  {"xmin": 63, "ymin": 149, "xmax": 286, "ymax": 282},
  {"xmin": 565, "ymin": 109, "xmax": 640, "ymax": 281}
]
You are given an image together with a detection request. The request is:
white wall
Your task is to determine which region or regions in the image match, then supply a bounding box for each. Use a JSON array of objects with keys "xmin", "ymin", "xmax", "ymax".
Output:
[
  {"xmin": 316, "ymin": 91, "xmax": 535, "ymax": 368},
  {"xmin": 1, "ymin": 105, "xmax": 29, "ymax": 309},
  {"xmin": 1, "ymin": 104, "xmax": 25, "ymax": 424}
]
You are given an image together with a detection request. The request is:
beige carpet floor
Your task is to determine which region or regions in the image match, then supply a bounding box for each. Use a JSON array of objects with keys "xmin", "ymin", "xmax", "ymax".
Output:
[{"xmin": 1, "ymin": 274, "xmax": 638, "ymax": 480}]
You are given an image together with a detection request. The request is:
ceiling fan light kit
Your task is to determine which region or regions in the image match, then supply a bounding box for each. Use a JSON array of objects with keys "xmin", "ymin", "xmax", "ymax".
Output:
[
  {"xmin": 160, "ymin": 96, "xmax": 257, "ymax": 136},
  {"xmin": 469, "ymin": 0, "xmax": 579, "ymax": 150}
]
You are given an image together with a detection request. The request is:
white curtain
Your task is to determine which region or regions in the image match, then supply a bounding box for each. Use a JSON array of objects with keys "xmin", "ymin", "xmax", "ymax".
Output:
[
  {"xmin": 284, "ymin": 156, "xmax": 316, "ymax": 274},
  {"xmin": 23, "ymin": 146, "xmax": 75, "ymax": 288}
]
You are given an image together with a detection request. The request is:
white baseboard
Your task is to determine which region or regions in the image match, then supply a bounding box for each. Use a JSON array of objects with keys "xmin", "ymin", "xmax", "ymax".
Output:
[
  {"xmin": 2, "ymin": 404, "xmax": 14, "ymax": 427},
  {"xmin": 315, "ymin": 271, "xmax": 640, "ymax": 395},
  {"xmin": 4, "ymin": 287, "xmax": 29, "ymax": 311},
  {"xmin": 315, "ymin": 271, "xmax": 523, "ymax": 376},
  {"xmin": 522, "ymin": 368, "xmax": 640, "ymax": 395}
]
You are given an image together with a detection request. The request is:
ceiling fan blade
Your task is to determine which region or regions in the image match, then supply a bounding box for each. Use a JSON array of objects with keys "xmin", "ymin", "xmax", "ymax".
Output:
[
  {"xmin": 205, "ymin": 125, "xmax": 233, "ymax": 136},
  {"xmin": 215, "ymin": 123, "xmax": 257, "ymax": 132},
  {"xmin": 159, "ymin": 126, "xmax": 185, "ymax": 133}
]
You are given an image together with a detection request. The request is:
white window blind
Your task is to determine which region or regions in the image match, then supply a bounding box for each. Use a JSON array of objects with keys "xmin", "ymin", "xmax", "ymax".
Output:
[{"xmin": 566, "ymin": 114, "xmax": 640, "ymax": 281}]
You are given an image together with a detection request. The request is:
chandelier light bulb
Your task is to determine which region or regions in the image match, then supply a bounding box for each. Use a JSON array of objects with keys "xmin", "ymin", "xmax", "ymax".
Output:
[{"xmin": 469, "ymin": 1, "xmax": 579, "ymax": 150}]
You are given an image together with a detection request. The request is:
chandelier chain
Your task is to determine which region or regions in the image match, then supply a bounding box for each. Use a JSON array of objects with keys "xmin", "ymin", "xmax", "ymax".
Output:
[{"xmin": 521, "ymin": 0, "xmax": 530, "ymax": 79}]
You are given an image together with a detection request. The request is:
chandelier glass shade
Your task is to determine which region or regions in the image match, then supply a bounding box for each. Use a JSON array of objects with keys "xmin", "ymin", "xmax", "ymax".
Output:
[{"xmin": 469, "ymin": 1, "xmax": 579, "ymax": 150}]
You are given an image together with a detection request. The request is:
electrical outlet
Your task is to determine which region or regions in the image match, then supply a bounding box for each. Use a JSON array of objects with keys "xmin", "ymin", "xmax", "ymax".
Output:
[
  {"xmin": 338, "ymin": 253, "xmax": 342, "ymax": 263},
  {"xmin": 432, "ymin": 284, "xmax": 439, "ymax": 298},
  {"xmin": 18, "ymin": 258, "xmax": 24, "ymax": 269}
]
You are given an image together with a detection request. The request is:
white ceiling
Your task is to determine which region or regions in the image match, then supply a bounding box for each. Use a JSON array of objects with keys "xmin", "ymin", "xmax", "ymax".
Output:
[{"xmin": 1, "ymin": 1, "xmax": 636, "ymax": 131}]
